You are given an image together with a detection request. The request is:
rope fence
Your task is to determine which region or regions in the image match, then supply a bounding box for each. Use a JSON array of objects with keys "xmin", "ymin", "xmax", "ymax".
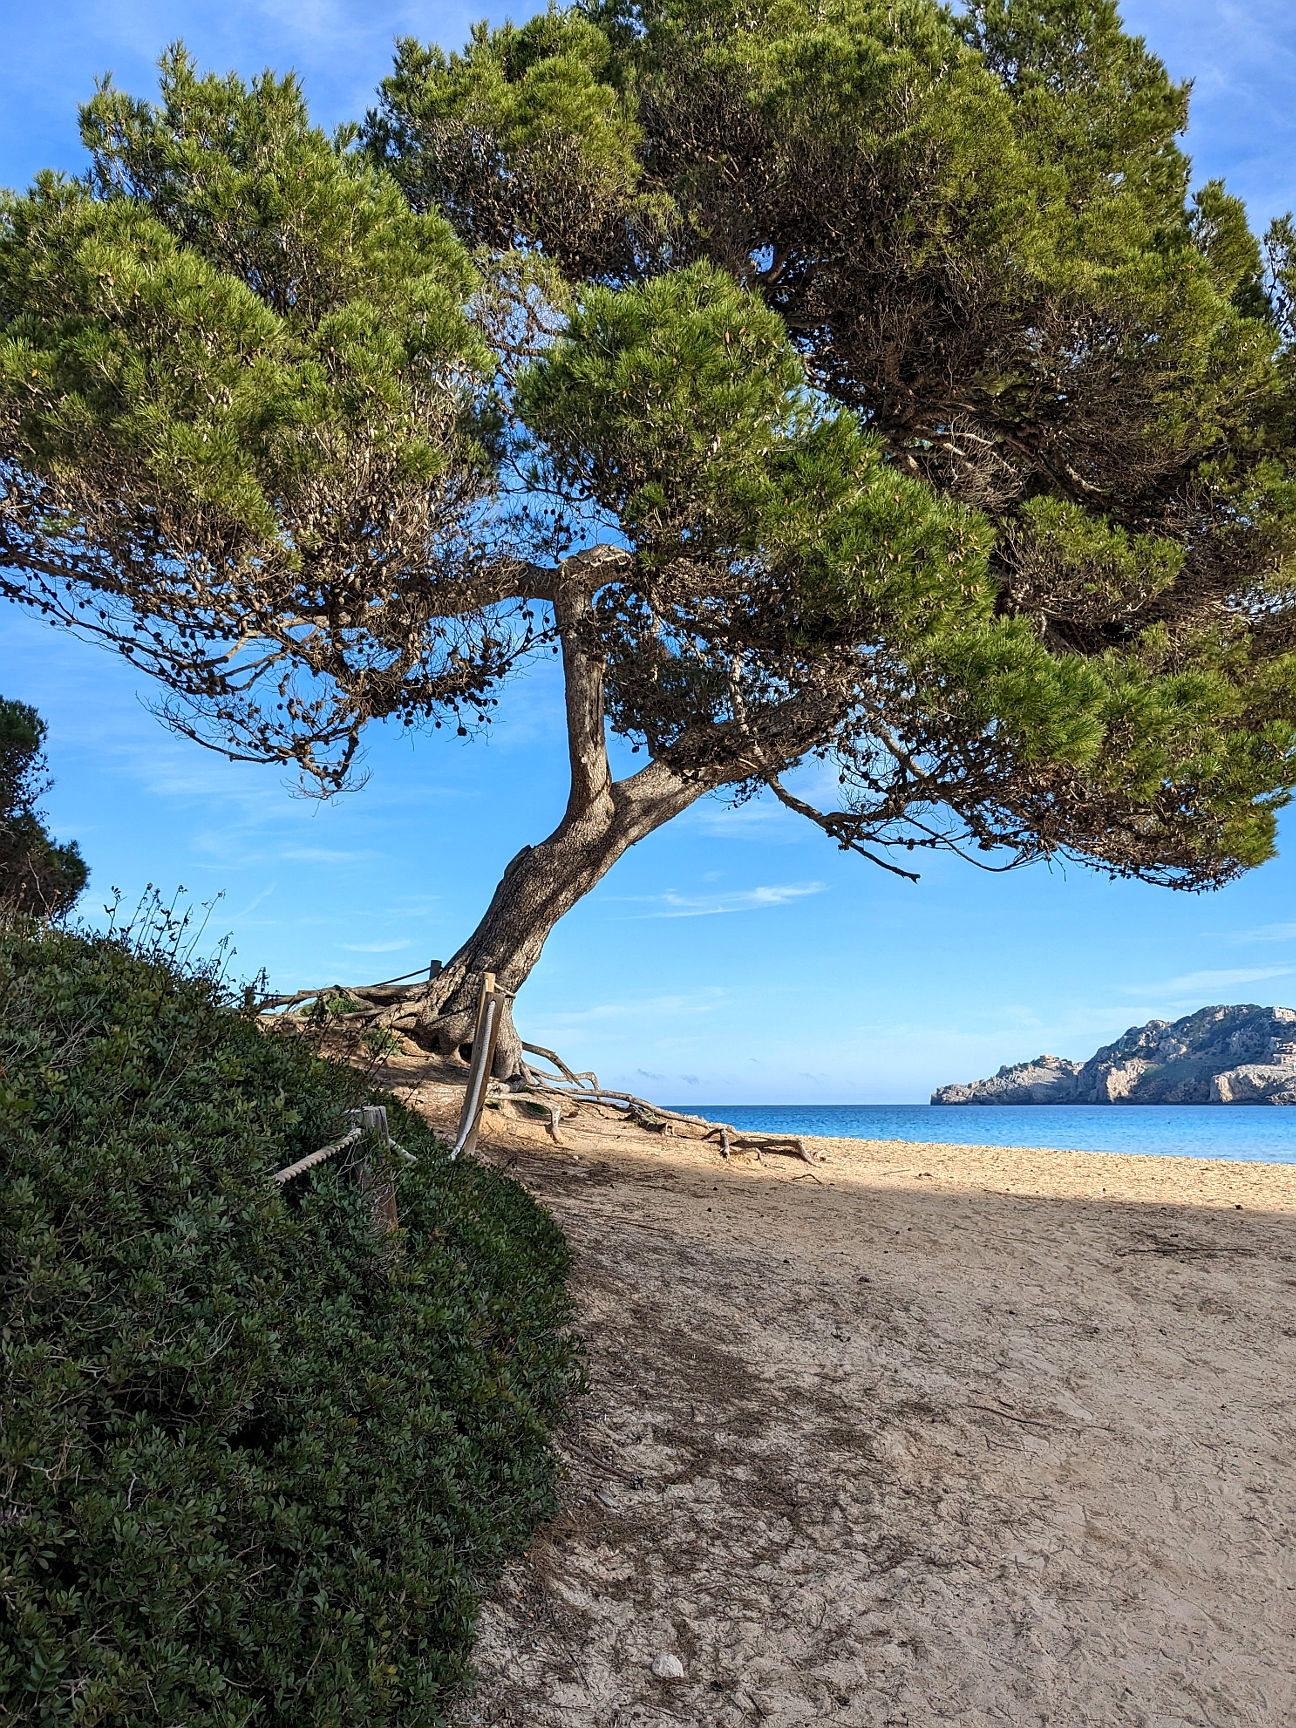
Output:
[{"xmin": 270, "ymin": 1105, "xmax": 418, "ymax": 1235}]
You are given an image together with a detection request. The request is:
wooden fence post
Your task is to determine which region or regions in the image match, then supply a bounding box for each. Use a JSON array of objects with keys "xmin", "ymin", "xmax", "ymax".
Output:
[
  {"xmin": 357, "ymin": 1103, "xmax": 399, "ymax": 1235},
  {"xmin": 452, "ymin": 973, "xmax": 503, "ymax": 1160}
]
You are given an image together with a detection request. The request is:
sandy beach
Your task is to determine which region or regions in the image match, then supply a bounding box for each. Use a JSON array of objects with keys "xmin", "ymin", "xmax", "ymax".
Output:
[{"xmin": 386, "ymin": 1064, "xmax": 1296, "ymax": 1726}]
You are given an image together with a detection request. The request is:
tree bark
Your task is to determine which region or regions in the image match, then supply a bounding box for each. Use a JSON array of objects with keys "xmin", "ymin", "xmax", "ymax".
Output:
[{"xmin": 402, "ymin": 758, "xmax": 712, "ymax": 1073}]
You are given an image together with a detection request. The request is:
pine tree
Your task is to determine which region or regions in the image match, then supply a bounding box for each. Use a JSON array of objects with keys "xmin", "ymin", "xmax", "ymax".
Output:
[
  {"xmin": 3, "ymin": 7, "xmax": 1296, "ymax": 1070},
  {"xmin": 0, "ymin": 699, "xmax": 87, "ymax": 917}
]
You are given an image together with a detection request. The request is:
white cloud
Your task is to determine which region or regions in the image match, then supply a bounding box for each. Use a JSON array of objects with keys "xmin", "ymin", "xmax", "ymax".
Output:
[
  {"xmin": 341, "ymin": 938, "xmax": 411, "ymax": 953},
  {"xmin": 1230, "ymin": 921, "xmax": 1296, "ymax": 944},
  {"xmin": 226, "ymin": 884, "xmax": 276, "ymax": 921},
  {"xmin": 628, "ymin": 882, "xmax": 827, "ymax": 918},
  {"xmin": 527, "ymin": 988, "xmax": 727, "ymax": 1034},
  {"xmin": 1124, "ymin": 965, "xmax": 1294, "ymax": 997},
  {"xmin": 691, "ymin": 799, "xmax": 790, "ymax": 840},
  {"xmin": 279, "ymin": 846, "xmax": 381, "ymax": 864}
]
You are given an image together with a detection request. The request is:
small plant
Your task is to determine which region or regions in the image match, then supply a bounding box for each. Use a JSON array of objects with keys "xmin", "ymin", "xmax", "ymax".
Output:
[
  {"xmin": 362, "ymin": 1025, "xmax": 404, "ymax": 1062},
  {"xmin": 306, "ymin": 988, "xmax": 365, "ymax": 1023}
]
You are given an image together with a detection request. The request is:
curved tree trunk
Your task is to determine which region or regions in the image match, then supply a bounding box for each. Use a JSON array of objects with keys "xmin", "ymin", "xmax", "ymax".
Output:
[
  {"xmin": 400, "ymin": 756, "xmax": 713, "ymax": 1073},
  {"xmin": 384, "ymin": 566, "xmax": 728, "ymax": 1075},
  {"xmin": 360, "ymin": 547, "xmax": 832, "ymax": 1075}
]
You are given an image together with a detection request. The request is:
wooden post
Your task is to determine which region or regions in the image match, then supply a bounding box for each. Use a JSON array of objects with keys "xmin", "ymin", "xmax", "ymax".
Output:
[
  {"xmin": 469, "ymin": 971, "xmax": 496, "ymax": 1064},
  {"xmin": 452, "ymin": 974, "xmax": 503, "ymax": 1160},
  {"xmin": 357, "ymin": 1103, "xmax": 399, "ymax": 1235}
]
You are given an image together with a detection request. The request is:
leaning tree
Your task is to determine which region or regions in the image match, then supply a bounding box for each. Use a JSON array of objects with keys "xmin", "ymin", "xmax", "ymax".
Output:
[{"xmin": 5, "ymin": 1, "xmax": 1296, "ymax": 1074}]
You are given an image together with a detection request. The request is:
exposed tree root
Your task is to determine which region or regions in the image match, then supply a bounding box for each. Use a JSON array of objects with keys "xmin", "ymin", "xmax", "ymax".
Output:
[
  {"xmin": 258, "ymin": 982, "xmax": 820, "ymax": 1164},
  {"xmin": 499, "ymin": 1042, "xmax": 820, "ymax": 1164}
]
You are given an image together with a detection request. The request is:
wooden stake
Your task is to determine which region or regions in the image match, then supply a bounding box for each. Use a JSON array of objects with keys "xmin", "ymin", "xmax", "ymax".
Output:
[
  {"xmin": 452, "ymin": 975, "xmax": 503, "ymax": 1159},
  {"xmin": 357, "ymin": 1103, "xmax": 399, "ymax": 1234}
]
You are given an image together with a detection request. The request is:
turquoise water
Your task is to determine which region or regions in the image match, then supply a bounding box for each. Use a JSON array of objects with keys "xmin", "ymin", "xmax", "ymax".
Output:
[{"xmin": 661, "ymin": 1103, "xmax": 1296, "ymax": 1163}]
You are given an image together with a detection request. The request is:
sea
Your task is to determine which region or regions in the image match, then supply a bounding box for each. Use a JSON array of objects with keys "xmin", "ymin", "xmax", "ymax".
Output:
[{"xmin": 661, "ymin": 1103, "xmax": 1296, "ymax": 1164}]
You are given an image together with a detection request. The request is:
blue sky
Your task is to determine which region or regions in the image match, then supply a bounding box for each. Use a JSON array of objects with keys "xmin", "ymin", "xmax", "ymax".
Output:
[{"xmin": 4, "ymin": 1, "xmax": 1296, "ymax": 1104}]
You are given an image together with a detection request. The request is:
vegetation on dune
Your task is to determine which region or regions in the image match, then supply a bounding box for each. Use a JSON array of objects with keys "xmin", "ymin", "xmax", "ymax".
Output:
[
  {"xmin": 0, "ymin": 917, "xmax": 579, "ymax": 1726},
  {"xmin": 3, "ymin": 3, "xmax": 1296, "ymax": 1070},
  {"xmin": 0, "ymin": 699, "xmax": 86, "ymax": 918}
]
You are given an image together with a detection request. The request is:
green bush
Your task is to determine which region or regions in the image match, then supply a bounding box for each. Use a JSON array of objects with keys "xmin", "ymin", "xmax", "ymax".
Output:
[{"xmin": 0, "ymin": 919, "xmax": 579, "ymax": 1725}]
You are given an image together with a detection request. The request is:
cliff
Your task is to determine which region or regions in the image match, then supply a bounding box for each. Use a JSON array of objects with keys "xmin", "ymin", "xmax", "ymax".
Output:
[{"xmin": 931, "ymin": 1005, "xmax": 1296, "ymax": 1105}]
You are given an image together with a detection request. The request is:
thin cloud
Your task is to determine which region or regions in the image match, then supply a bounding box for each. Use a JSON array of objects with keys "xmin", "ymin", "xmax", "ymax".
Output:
[
  {"xmin": 633, "ymin": 882, "xmax": 827, "ymax": 918},
  {"xmin": 1230, "ymin": 921, "xmax": 1296, "ymax": 944},
  {"xmin": 691, "ymin": 800, "xmax": 789, "ymax": 839},
  {"xmin": 1125, "ymin": 965, "xmax": 1294, "ymax": 997},
  {"xmin": 226, "ymin": 884, "xmax": 276, "ymax": 920},
  {"xmin": 528, "ymin": 988, "xmax": 726, "ymax": 1031},
  {"xmin": 280, "ymin": 846, "xmax": 380, "ymax": 864},
  {"xmin": 341, "ymin": 938, "xmax": 411, "ymax": 954}
]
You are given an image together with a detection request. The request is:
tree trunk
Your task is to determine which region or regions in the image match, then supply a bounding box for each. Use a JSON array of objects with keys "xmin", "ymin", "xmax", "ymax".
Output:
[
  {"xmin": 385, "ymin": 558, "xmax": 726, "ymax": 1076},
  {"xmin": 392, "ymin": 755, "xmax": 711, "ymax": 1075}
]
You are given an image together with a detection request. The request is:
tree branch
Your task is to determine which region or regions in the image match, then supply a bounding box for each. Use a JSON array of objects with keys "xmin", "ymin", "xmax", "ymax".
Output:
[{"xmin": 763, "ymin": 776, "xmax": 922, "ymax": 880}]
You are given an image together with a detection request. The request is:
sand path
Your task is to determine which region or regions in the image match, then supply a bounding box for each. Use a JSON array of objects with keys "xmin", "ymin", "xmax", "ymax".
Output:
[{"xmin": 390, "ymin": 1068, "xmax": 1296, "ymax": 1726}]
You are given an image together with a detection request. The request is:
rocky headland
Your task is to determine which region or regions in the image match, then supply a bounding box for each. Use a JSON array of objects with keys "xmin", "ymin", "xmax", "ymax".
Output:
[{"xmin": 931, "ymin": 1004, "xmax": 1296, "ymax": 1105}]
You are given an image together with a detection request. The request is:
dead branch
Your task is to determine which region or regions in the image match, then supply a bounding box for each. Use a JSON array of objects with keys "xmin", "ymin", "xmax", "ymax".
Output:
[{"xmin": 257, "ymin": 964, "xmax": 442, "ymax": 1013}]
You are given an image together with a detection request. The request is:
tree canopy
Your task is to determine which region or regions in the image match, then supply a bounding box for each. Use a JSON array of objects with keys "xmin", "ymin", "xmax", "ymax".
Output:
[{"xmin": 3, "ymin": 2, "xmax": 1296, "ymax": 1056}]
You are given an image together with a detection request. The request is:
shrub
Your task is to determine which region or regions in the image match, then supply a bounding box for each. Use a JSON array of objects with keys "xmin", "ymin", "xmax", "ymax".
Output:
[{"xmin": 0, "ymin": 919, "xmax": 579, "ymax": 1725}]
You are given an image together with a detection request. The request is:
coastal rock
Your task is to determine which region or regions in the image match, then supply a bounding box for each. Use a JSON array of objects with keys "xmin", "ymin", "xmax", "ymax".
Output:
[
  {"xmin": 1210, "ymin": 1063, "xmax": 1296, "ymax": 1104},
  {"xmin": 932, "ymin": 1004, "xmax": 1296, "ymax": 1105},
  {"xmin": 930, "ymin": 1054, "xmax": 1081, "ymax": 1106}
]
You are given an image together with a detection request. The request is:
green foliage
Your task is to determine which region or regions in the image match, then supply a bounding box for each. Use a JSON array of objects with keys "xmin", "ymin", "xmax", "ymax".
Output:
[
  {"xmin": 377, "ymin": 0, "xmax": 1296, "ymax": 884},
  {"xmin": 957, "ymin": 0, "xmax": 1191, "ymax": 215},
  {"xmin": 519, "ymin": 262, "xmax": 804, "ymax": 527},
  {"xmin": 6, "ymin": 6, "xmax": 1296, "ymax": 893},
  {"xmin": 0, "ymin": 700, "xmax": 86, "ymax": 919},
  {"xmin": 519, "ymin": 260, "xmax": 993, "ymax": 633},
  {"xmin": 0, "ymin": 46, "xmax": 488, "ymax": 553},
  {"xmin": 889, "ymin": 619, "xmax": 1296, "ymax": 873},
  {"xmin": 0, "ymin": 921, "xmax": 578, "ymax": 1726},
  {"xmin": 367, "ymin": 15, "xmax": 653, "ymax": 272}
]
